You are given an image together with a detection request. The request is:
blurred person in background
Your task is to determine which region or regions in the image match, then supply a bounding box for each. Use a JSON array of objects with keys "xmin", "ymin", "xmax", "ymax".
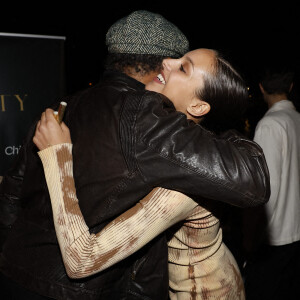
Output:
[{"xmin": 243, "ymin": 65, "xmax": 300, "ymax": 300}]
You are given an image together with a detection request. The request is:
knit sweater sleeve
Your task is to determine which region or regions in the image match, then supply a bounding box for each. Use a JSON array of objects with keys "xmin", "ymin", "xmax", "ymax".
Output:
[{"xmin": 38, "ymin": 143, "xmax": 197, "ymax": 279}]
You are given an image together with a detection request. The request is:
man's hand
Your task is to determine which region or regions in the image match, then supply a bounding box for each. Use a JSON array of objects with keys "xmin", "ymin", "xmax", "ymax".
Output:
[{"xmin": 33, "ymin": 108, "xmax": 71, "ymax": 151}]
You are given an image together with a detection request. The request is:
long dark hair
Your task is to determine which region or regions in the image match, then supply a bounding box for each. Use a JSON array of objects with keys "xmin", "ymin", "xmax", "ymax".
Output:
[{"xmin": 197, "ymin": 50, "xmax": 248, "ymax": 134}]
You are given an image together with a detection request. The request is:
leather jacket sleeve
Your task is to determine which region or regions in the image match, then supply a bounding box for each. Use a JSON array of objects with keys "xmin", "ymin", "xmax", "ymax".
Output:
[
  {"xmin": 133, "ymin": 91, "xmax": 270, "ymax": 208},
  {"xmin": 0, "ymin": 144, "xmax": 27, "ymax": 251},
  {"xmin": 0, "ymin": 101, "xmax": 60, "ymax": 250},
  {"xmin": 0, "ymin": 120, "xmax": 38, "ymax": 251}
]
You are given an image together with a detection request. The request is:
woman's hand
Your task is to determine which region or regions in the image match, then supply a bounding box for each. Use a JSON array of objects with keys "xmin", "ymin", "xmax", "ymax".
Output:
[{"xmin": 33, "ymin": 108, "xmax": 71, "ymax": 151}]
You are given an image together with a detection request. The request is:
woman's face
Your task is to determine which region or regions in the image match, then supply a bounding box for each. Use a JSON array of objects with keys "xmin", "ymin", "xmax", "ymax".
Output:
[{"xmin": 146, "ymin": 48, "xmax": 216, "ymax": 114}]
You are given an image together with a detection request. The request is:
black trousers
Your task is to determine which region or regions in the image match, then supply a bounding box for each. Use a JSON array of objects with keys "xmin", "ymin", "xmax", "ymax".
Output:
[
  {"xmin": 0, "ymin": 272, "xmax": 52, "ymax": 300},
  {"xmin": 244, "ymin": 241, "xmax": 300, "ymax": 300}
]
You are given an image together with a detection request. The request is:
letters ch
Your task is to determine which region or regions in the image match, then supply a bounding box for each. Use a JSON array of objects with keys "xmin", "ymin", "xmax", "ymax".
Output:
[{"xmin": 1, "ymin": 94, "xmax": 27, "ymax": 112}]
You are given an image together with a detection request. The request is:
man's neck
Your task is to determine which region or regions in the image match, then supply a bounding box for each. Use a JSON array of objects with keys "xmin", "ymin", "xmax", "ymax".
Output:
[
  {"xmin": 264, "ymin": 93, "xmax": 287, "ymax": 108},
  {"xmin": 124, "ymin": 68, "xmax": 159, "ymax": 85}
]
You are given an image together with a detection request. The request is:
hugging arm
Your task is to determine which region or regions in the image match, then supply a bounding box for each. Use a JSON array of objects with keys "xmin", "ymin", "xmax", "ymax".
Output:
[
  {"xmin": 134, "ymin": 91, "xmax": 270, "ymax": 207},
  {"xmin": 38, "ymin": 144, "xmax": 197, "ymax": 279}
]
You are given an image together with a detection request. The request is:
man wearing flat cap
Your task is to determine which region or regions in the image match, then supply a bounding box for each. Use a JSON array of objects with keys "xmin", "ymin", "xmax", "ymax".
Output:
[
  {"xmin": 105, "ymin": 10, "xmax": 189, "ymax": 84},
  {"xmin": 0, "ymin": 10, "xmax": 268, "ymax": 300},
  {"xmin": 0, "ymin": 10, "xmax": 190, "ymax": 300}
]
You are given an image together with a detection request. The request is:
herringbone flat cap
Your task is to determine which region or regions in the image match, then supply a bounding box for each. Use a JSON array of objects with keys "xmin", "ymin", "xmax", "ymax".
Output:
[{"xmin": 106, "ymin": 10, "xmax": 189, "ymax": 58}]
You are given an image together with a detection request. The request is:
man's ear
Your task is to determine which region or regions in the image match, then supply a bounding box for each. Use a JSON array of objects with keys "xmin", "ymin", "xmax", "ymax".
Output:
[
  {"xmin": 187, "ymin": 98, "xmax": 211, "ymax": 117},
  {"xmin": 259, "ymin": 83, "xmax": 265, "ymax": 94}
]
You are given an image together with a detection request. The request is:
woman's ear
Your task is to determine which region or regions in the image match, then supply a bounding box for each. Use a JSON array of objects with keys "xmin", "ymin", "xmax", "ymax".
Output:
[{"xmin": 187, "ymin": 98, "xmax": 211, "ymax": 117}]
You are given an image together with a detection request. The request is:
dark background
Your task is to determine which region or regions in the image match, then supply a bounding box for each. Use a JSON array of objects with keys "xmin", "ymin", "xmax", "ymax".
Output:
[{"xmin": 1, "ymin": 3, "xmax": 300, "ymax": 136}]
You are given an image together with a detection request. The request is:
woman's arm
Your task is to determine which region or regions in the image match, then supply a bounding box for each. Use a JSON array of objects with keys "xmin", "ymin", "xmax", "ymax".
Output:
[{"xmin": 38, "ymin": 143, "xmax": 197, "ymax": 279}]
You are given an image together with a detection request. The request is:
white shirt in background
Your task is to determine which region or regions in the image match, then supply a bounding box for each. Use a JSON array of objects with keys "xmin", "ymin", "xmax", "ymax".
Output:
[{"xmin": 254, "ymin": 100, "xmax": 300, "ymax": 246}]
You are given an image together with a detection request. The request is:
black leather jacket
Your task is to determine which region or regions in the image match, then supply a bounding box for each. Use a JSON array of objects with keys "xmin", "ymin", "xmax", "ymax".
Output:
[{"xmin": 0, "ymin": 71, "xmax": 270, "ymax": 299}]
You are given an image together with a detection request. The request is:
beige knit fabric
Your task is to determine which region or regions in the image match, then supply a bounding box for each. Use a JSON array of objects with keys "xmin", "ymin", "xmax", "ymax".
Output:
[
  {"xmin": 168, "ymin": 206, "xmax": 245, "ymax": 299},
  {"xmin": 39, "ymin": 143, "xmax": 245, "ymax": 299}
]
